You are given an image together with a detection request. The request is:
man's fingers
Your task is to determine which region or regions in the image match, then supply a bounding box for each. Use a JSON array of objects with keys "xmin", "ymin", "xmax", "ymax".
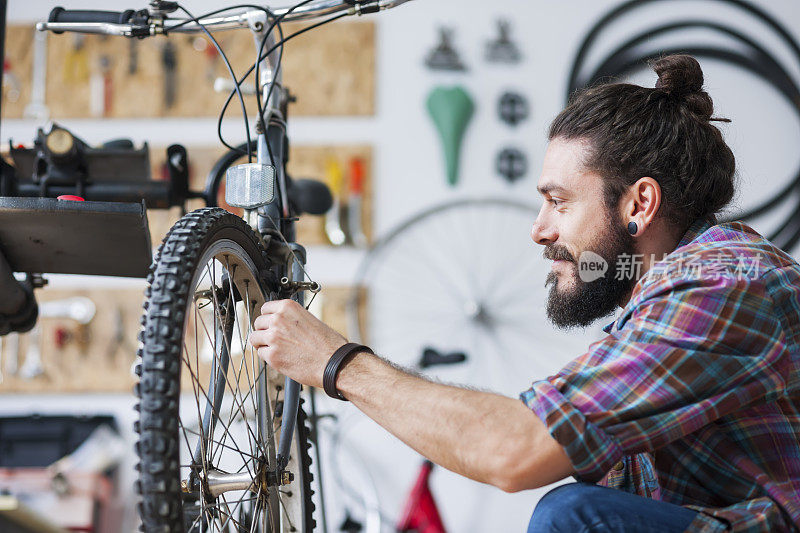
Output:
[
  {"xmin": 248, "ymin": 330, "xmax": 263, "ymax": 348},
  {"xmin": 261, "ymin": 299, "xmax": 296, "ymax": 315},
  {"xmin": 256, "ymin": 345, "xmax": 272, "ymax": 363},
  {"xmin": 253, "ymin": 314, "xmax": 270, "ymax": 331},
  {"xmin": 260, "ymin": 300, "xmax": 280, "ymax": 314},
  {"xmin": 249, "ymin": 329, "xmax": 272, "ymax": 349}
]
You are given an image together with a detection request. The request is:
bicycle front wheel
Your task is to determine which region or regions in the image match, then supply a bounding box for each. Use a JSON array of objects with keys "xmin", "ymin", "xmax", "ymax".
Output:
[{"xmin": 136, "ymin": 208, "xmax": 315, "ymax": 532}]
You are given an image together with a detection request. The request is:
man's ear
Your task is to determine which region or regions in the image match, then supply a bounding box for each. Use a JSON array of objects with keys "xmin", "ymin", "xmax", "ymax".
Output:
[{"xmin": 621, "ymin": 177, "xmax": 661, "ymax": 235}]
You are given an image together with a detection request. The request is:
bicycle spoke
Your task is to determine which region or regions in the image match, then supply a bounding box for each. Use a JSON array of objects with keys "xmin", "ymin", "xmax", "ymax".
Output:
[
  {"xmin": 376, "ymin": 239, "xmax": 466, "ymax": 303},
  {"xmin": 277, "ymin": 484, "xmax": 298, "ymax": 533},
  {"xmin": 241, "ymin": 281, "xmax": 264, "ymax": 466},
  {"xmin": 218, "ymin": 492, "xmax": 250, "ymax": 532},
  {"xmin": 181, "ymin": 346, "xmax": 257, "ymax": 471},
  {"xmin": 194, "ymin": 283, "xmax": 264, "ymax": 466},
  {"xmin": 203, "ymin": 260, "xmax": 266, "ymax": 460},
  {"xmin": 185, "ymin": 331, "xmax": 211, "ymax": 492},
  {"xmin": 248, "ymin": 479, "xmax": 264, "ymax": 533},
  {"xmin": 179, "ymin": 425, "xmax": 260, "ymax": 462},
  {"xmin": 221, "ymin": 279, "xmax": 260, "ymax": 464}
]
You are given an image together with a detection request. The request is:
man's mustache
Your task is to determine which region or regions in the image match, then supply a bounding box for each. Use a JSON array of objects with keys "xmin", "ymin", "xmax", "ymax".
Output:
[{"xmin": 543, "ymin": 245, "xmax": 574, "ymax": 262}]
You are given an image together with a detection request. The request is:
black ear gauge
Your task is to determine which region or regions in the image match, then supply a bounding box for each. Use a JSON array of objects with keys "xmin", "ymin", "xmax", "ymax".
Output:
[{"xmin": 627, "ymin": 221, "xmax": 638, "ymax": 235}]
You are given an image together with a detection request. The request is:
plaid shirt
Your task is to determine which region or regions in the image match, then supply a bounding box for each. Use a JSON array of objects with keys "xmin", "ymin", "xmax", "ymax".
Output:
[{"xmin": 520, "ymin": 216, "xmax": 800, "ymax": 532}]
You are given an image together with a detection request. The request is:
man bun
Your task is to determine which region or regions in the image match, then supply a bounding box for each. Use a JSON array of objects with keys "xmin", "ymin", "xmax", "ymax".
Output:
[{"xmin": 653, "ymin": 54, "xmax": 719, "ymax": 122}]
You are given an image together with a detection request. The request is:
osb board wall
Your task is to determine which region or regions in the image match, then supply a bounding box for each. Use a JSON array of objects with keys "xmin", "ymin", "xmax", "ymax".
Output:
[
  {"xmin": 0, "ymin": 285, "xmax": 367, "ymax": 393},
  {"xmin": 2, "ymin": 20, "xmax": 374, "ymax": 119},
  {"xmin": 289, "ymin": 145, "xmax": 374, "ymax": 247},
  {"xmin": 317, "ymin": 286, "xmax": 368, "ymax": 342},
  {"xmin": 0, "ymin": 288, "xmax": 143, "ymax": 393},
  {"xmin": 146, "ymin": 144, "xmax": 373, "ymax": 248},
  {"xmin": 2, "ymin": 26, "xmax": 34, "ymax": 117}
]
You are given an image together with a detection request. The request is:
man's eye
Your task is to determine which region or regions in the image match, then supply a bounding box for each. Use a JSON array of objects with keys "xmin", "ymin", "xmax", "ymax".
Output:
[{"xmin": 549, "ymin": 198, "xmax": 561, "ymax": 207}]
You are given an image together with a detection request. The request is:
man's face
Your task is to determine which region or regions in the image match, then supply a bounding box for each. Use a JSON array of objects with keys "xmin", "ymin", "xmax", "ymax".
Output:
[{"xmin": 532, "ymin": 137, "xmax": 637, "ymax": 329}]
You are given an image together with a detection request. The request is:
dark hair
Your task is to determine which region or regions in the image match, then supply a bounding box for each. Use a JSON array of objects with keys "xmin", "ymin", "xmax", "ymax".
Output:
[{"xmin": 548, "ymin": 54, "xmax": 736, "ymax": 232}]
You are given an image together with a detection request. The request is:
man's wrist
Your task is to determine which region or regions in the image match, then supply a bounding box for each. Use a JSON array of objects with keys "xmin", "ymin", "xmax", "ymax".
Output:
[
  {"xmin": 323, "ymin": 343, "xmax": 373, "ymax": 400},
  {"xmin": 335, "ymin": 349, "xmax": 379, "ymax": 402}
]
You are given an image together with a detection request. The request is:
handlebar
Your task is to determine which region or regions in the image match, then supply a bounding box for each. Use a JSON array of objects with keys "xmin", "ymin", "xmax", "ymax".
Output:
[
  {"xmin": 48, "ymin": 7, "xmax": 136, "ymax": 25},
  {"xmin": 37, "ymin": 0, "xmax": 413, "ymax": 37}
]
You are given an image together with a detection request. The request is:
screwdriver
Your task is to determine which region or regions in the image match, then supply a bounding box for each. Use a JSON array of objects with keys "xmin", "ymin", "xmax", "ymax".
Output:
[
  {"xmin": 324, "ymin": 158, "xmax": 347, "ymax": 246},
  {"xmin": 347, "ymin": 157, "xmax": 368, "ymax": 248}
]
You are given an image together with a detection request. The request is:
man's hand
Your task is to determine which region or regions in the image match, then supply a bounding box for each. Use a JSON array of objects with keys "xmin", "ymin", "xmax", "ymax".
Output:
[{"xmin": 249, "ymin": 299, "xmax": 348, "ymax": 388}]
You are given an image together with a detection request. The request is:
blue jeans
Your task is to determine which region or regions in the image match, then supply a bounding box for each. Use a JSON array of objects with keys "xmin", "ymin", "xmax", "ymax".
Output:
[{"xmin": 528, "ymin": 483, "xmax": 699, "ymax": 532}]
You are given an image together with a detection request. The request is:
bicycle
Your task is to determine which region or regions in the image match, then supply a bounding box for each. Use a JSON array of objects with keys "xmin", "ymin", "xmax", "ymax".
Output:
[{"xmin": 37, "ymin": 1, "xmax": 413, "ymax": 531}]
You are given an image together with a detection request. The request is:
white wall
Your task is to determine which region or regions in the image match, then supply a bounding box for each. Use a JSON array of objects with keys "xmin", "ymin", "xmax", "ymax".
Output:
[{"xmin": 3, "ymin": 1, "xmax": 800, "ymax": 532}]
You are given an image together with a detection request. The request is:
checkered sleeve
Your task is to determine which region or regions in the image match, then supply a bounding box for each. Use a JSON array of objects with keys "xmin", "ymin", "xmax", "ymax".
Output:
[{"xmin": 520, "ymin": 272, "xmax": 790, "ymax": 482}]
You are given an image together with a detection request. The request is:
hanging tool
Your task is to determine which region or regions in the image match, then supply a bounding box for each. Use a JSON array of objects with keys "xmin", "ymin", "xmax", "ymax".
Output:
[
  {"xmin": 5, "ymin": 332, "xmax": 19, "ymax": 378},
  {"xmin": 426, "ymin": 86, "xmax": 474, "ymax": 186},
  {"xmin": 128, "ymin": 39, "xmax": 138, "ymax": 75},
  {"xmin": 53, "ymin": 323, "xmax": 90, "ymax": 355},
  {"xmin": 24, "ymin": 28, "xmax": 49, "ymax": 120},
  {"xmin": 54, "ymin": 325, "xmax": 72, "ymax": 351},
  {"xmin": 193, "ymin": 36, "xmax": 219, "ymax": 82},
  {"xmin": 485, "ymin": 19, "xmax": 522, "ymax": 64},
  {"xmin": 425, "ymin": 27, "xmax": 466, "ymax": 71},
  {"xmin": 40, "ymin": 296, "xmax": 96, "ymax": 324},
  {"xmin": 162, "ymin": 40, "xmax": 177, "ymax": 109},
  {"xmin": 213, "ymin": 77, "xmax": 256, "ymax": 95},
  {"xmin": 63, "ymin": 34, "xmax": 89, "ymax": 84},
  {"xmin": 496, "ymin": 147, "xmax": 527, "ymax": 182},
  {"xmin": 102, "ymin": 56, "xmax": 113, "ymax": 115},
  {"xmin": 347, "ymin": 157, "xmax": 368, "ymax": 247},
  {"xmin": 498, "ymin": 91, "xmax": 529, "ymax": 126},
  {"xmin": 324, "ymin": 158, "xmax": 347, "ymax": 246},
  {"xmin": 90, "ymin": 55, "xmax": 113, "ymax": 117},
  {"xmin": 3, "ymin": 59, "xmax": 21, "ymax": 103},
  {"xmin": 19, "ymin": 325, "xmax": 44, "ymax": 379},
  {"xmin": 107, "ymin": 306, "xmax": 136, "ymax": 362}
]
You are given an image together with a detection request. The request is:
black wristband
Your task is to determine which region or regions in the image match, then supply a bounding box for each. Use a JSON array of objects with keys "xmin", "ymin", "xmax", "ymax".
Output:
[{"xmin": 323, "ymin": 342, "xmax": 374, "ymax": 401}]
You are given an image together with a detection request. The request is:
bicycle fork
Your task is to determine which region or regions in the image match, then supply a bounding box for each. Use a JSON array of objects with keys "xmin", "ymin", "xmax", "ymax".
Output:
[
  {"xmin": 186, "ymin": 251, "xmax": 305, "ymax": 497},
  {"xmin": 276, "ymin": 242, "xmax": 309, "ymax": 472}
]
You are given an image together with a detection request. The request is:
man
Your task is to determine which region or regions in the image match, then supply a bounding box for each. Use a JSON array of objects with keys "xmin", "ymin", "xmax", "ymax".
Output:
[{"xmin": 250, "ymin": 55, "xmax": 800, "ymax": 531}]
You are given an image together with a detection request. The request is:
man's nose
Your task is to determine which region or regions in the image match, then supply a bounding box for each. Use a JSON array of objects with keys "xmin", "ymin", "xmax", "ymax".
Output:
[{"xmin": 531, "ymin": 217, "xmax": 557, "ymax": 246}]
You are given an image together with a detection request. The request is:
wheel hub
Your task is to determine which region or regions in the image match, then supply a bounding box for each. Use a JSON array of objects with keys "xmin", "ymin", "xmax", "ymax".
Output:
[{"xmin": 187, "ymin": 465, "xmax": 294, "ymax": 498}]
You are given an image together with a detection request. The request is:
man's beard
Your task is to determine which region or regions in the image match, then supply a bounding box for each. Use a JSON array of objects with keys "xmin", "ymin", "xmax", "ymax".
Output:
[{"xmin": 544, "ymin": 212, "xmax": 637, "ymax": 329}]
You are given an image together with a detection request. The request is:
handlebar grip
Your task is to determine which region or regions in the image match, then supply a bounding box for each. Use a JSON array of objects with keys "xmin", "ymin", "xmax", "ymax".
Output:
[{"xmin": 48, "ymin": 7, "xmax": 135, "ymax": 28}]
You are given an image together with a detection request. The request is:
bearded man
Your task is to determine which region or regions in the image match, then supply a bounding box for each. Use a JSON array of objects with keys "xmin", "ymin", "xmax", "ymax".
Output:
[{"xmin": 251, "ymin": 55, "xmax": 800, "ymax": 532}]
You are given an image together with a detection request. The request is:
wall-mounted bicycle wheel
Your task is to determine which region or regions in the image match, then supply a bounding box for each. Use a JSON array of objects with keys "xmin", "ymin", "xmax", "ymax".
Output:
[
  {"xmin": 347, "ymin": 198, "xmax": 608, "ymax": 394},
  {"xmin": 136, "ymin": 208, "xmax": 314, "ymax": 532}
]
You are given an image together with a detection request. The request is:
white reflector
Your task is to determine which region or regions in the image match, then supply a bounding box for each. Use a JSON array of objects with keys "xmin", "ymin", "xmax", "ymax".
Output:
[{"xmin": 225, "ymin": 163, "xmax": 275, "ymax": 208}]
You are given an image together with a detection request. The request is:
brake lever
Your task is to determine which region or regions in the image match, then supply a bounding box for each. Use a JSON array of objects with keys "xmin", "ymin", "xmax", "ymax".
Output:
[{"xmin": 148, "ymin": 1, "xmax": 178, "ymax": 17}]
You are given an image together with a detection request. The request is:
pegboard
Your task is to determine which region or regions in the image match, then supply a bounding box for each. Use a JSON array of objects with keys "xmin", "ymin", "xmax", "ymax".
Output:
[
  {"xmin": 0, "ymin": 288, "xmax": 143, "ymax": 393},
  {"xmin": 316, "ymin": 285, "xmax": 368, "ymax": 343},
  {"xmin": 2, "ymin": 19, "xmax": 374, "ymax": 119},
  {"xmin": 145, "ymin": 143, "xmax": 373, "ymax": 247},
  {"xmin": 1, "ymin": 26, "xmax": 34, "ymax": 119},
  {"xmin": 0, "ymin": 286, "xmax": 368, "ymax": 394}
]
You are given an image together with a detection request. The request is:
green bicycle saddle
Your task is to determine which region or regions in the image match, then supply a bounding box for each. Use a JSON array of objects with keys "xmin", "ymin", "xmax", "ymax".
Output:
[{"xmin": 426, "ymin": 86, "xmax": 475, "ymax": 186}]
